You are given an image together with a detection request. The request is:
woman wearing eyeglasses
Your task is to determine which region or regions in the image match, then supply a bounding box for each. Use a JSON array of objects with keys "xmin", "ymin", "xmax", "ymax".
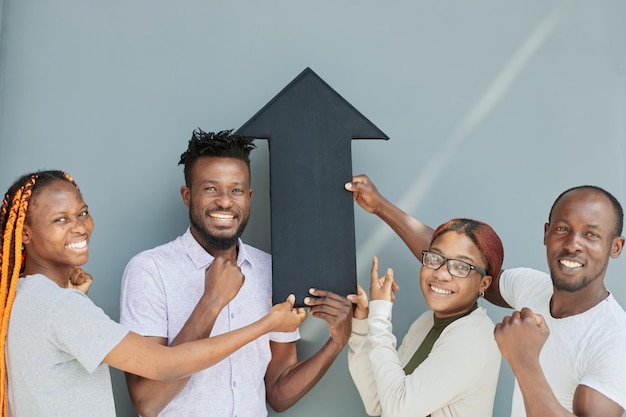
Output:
[{"xmin": 347, "ymin": 217, "xmax": 503, "ymax": 417}]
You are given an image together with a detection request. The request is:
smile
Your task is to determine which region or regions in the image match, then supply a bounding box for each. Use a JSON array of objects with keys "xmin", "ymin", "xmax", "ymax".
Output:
[
  {"xmin": 66, "ymin": 240, "xmax": 87, "ymax": 250},
  {"xmin": 560, "ymin": 259, "xmax": 583, "ymax": 269},
  {"xmin": 210, "ymin": 212, "xmax": 235, "ymax": 220},
  {"xmin": 430, "ymin": 284, "xmax": 452, "ymax": 295}
]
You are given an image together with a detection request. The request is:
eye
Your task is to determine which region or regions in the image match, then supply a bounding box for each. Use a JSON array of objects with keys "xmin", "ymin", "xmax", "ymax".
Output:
[
  {"xmin": 79, "ymin": 210, "xmax": 89, "ymax": 218},
  {"xmin": 425, "ymin": 252, "xmax": 442, "ymax": 265},
  {"xmin": 205, "ymin": 186, "xmax": 218, "ymax": 193},
  {"xmin": 584, "ymin": 231, "xmax": 601, "ymax": 239},
  {"xmin": 231, "ymin": 188, "xmax": 245, "ymax": 195},
  {"xmin": 54, "ymin": 217, "xmax": 68, "ymax": 223},
  {"xmin": 555, "ymin": 226, "xmax": 568, "ymax": 233},
  {"xmin": 452, "ymin": 261, "xmax": 471, "ymax": 273}
]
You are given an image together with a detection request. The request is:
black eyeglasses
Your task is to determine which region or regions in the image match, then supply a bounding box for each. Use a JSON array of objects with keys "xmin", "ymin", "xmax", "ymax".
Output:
[{"xmin": 421, "ymin": 250, "xmax": 487, "ymax": 278}]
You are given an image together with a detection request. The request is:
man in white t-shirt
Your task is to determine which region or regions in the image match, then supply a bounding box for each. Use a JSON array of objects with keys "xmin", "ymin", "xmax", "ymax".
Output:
[{"xmin": 345, "ymin": 176, "xmax": 626, "ymax": 417}]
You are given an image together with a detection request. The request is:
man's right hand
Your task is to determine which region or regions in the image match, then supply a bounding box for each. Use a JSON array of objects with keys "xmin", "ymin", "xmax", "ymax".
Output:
[{"xmin": 203, "ymin": 256, "xmax": 244, "ymax": 308}]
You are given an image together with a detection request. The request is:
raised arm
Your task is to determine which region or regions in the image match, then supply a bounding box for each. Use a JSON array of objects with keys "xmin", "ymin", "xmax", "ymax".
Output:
[
  {"xmin": 494, "ymin": 308, "xmax": 624, "ymax": 417},
  {"xmin": 345, "ymin": 174, "xmax": 434, "ymax": 263},
  {"xmin": 346, "ymin": 174, "xmax": 509, "ymax": 307},
  {"xmin": 123, "ymin": 256, "xmax": 245, "ymax": 417}
]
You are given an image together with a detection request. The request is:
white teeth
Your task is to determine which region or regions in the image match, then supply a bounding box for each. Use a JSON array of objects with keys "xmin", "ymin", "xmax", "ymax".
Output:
[
  {"xmin": 430, "ymin": 285, "xmax": 452, "ymax": 295},
  {"xmin": 560, "ymin": 259, "xmax": 582, "ymax": 268},
  {"xmin": 210, "ymin": 213, "xmax": 234, "ymax": 220},
  {"xmin": 67, "ymin": 240, "xmax": 87, "ymax": 249}
]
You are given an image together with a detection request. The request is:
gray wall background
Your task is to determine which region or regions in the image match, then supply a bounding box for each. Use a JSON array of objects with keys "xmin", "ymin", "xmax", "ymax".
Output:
[{"xmin": 1, "ymin": 1, "xmax": 625, "ymax": 416}]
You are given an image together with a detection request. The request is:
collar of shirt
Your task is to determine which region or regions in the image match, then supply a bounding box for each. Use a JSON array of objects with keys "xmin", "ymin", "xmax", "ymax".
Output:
[{"xmin": 181, "ymin": 227, "xmax": 254, "ymax": 271}]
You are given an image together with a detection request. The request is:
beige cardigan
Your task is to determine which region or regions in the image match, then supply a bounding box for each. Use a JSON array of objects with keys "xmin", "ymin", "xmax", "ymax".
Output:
[{"xmin": 348, "ymin": 301, "xmax": 500, "ymax": 417}]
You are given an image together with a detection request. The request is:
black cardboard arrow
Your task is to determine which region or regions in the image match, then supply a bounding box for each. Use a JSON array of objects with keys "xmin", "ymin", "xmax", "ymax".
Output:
[{"xmin": 236, "ymin": 67, "xmax": 388, "ymax": 306}]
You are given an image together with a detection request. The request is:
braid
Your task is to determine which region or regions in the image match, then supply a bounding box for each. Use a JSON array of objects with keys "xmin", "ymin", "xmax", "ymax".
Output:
[{"xmin": 0, "ymin": 170, "xmax": 75, "ymax": 417}]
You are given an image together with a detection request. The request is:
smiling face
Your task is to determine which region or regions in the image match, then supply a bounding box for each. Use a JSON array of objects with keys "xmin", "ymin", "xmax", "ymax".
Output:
[
  {"xmin": 181, "ymin": 156, "xmax": 253, "ymax": 256},
  {"xmin": 544, "ymin": 188, "xmax": 624, "ymax": 296},
  {"xmin": 21, "ymin": 180, "xmax": 93, "ymax": 286},
  {"xmin": 420, "ymin": 231, "xmax": 492, "ymax": 318}
]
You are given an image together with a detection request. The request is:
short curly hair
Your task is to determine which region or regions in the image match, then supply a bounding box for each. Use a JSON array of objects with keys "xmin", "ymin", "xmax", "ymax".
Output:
[{"xmin": 178, "ymin": 128, "xmax": 256, "ymax": 186}]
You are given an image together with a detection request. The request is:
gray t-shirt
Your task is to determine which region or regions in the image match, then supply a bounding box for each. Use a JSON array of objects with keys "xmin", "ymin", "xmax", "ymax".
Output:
[{"xmin": 6, "ymin": 274, "xmax": 129, "ymax": 417}]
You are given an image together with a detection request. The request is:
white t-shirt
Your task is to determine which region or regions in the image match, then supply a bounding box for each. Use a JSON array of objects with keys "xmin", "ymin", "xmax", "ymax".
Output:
[{"xmin": 500, "ymin": 267, "xmax": 626, "ymax": 416}]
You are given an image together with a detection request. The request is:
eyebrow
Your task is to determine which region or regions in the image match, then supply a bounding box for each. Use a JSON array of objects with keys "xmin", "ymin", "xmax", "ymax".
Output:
[
  {"xmin": 429, "ymin": 247, "xmax": 477, "ymax": 264},
  {"xmin": 49, "ymin": 204, "xmax": 88, "ymax": 216},
  {"xmin": 200, "ymin": 179, "xmax": 248, "ymax": 187}
]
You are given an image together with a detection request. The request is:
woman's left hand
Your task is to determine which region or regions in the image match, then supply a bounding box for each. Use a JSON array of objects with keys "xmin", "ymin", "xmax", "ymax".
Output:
[
  {"xmin": 68, "ymin": 267, "xmax": 93, "ymax": 295},
  {"xmin": 369, "ymin": 256, "xmax": 399, "ymax": 302}
]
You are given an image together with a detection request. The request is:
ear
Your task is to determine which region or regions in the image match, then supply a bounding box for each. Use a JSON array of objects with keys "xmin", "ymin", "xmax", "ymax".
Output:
[
  {"xmin": 180, "ymin": 186, "xmax": 191, "ymax": 207},
  {"xmin": 610, "ymin": 236, "xmax": 625, "ymax": 259},
  {"xmin": 22, "ymin": 223, "xmax": 32, "ymax": 245},
  {"xmin": 543, "ymin": 222, "xmax": 550, "ymax": 246},
  {"xmin": 479, "ymin": 274, "xmax": 492, "ymax": 294}
]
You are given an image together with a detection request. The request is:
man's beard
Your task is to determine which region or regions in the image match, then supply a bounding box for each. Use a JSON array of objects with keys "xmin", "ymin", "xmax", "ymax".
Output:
[
  {"xmin": 550, "ymin": 270, "xmax": 594, "ymax": 293},
  {"xmin": 190, "ymin": 213, "xmax": 249, "ymax": 251}
]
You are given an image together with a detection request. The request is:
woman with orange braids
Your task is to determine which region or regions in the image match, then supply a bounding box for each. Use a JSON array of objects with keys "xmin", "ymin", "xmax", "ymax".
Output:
[
  {"xmin": 347, "ymin": 217, "xmax": 504, "ymax": 417},
  {"xmin": 0, "ymin": 170, "xmax": 305, "ymax": 417}
]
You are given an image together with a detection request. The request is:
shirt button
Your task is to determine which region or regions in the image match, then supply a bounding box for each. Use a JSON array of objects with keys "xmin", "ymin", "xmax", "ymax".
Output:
[{"xmin": 233, "ymin": 381, "xmax": 237, "ymax": 387}]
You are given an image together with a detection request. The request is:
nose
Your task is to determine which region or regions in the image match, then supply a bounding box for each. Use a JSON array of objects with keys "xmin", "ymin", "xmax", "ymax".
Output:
[
  {"xmin": 562, "ymin": 232, "xmax": 583, "ymax": 252},
  {"xmin": 69, "ymin": 219, "xmax": 89, "ymax": 234},
  {"xmin": 432, "ymin": 262, "xmax": 453, "ymax": 282},
  {"xmin": 214, "ymin": 190, "xmax": 235, "ymax": 208}
]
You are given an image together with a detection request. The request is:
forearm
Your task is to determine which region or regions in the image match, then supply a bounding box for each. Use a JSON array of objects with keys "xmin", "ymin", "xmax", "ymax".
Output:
[
  {"xmin": 348, "ymin": 321, "xmax": 382, "ymax": 416},
  {"xmin": 126, "ymin": 373, "xmax": 189, "ymax": 417},
  {"xmin": 123, "ymin": 300, "xmax": 225, "ymax": 417},
  {"xmin": 114, "ymin": 315, "xmax": 274, "ymax": 381},
  {"xmin": 374, "ymin": 198, "xmax": 434, "ymax": 259},
  {"xmin": 267, "ymin": 338, "xmax": 344, "ymax": 412},
  {"xmin": 514, "ymin": 362, "xmax": 574, "ymax": 417}
]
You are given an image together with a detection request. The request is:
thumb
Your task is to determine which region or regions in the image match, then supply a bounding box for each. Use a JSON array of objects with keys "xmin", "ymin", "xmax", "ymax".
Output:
[
  {"xmin": 532, "ymin": 313, "xmax": 547, "ymax": 330},
  {"xmin": 383, "ymin": 268, "xmax": 395, "ymax": 289},
  {"xmin": 285, "ymin": 294, "xmax": 296, "ymax": 307}
]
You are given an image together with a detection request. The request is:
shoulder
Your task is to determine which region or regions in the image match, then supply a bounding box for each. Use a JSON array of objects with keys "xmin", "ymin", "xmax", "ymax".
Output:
[
  {"xmin": 501, "ymin": 267, "xmax": 550, "ymax": 283},
  {"xmin": 448, "ymin": 308, "xmax": 496, "ymax": 337},
  {"xmin": 589, "ymin": 296, "xmax": 626, "ymax": 338},
  {"xmin": 129, "ymin": 235, "xmax": 184, "ymax": 261},
  {"xmin": 500, "ymin": 267, "xmax": 553, "ymax": 308},
  {"xmin": 123, "ymin": 235, "xmax": 189, "ymax": 276}
]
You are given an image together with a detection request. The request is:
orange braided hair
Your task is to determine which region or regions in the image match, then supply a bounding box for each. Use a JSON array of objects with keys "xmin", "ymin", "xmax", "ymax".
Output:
[{"xmin": 0, "ymin": 171, "xmax": 77, "ymax": 417}]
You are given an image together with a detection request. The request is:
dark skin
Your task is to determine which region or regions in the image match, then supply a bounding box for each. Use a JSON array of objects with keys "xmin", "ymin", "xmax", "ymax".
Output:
[
  {"xmin": 345, "ymin": 175, "xmax": 625, "ymax": 417},
  {"xmin": 126, "ymin": 156, "xmax": 353, "ymax": 416},
  {"xmin": 20, "ymin": 179, "xmax": 305, "ymax": 388}
]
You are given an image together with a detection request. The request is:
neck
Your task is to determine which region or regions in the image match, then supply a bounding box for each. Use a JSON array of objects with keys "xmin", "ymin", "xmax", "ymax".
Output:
[
  {"xmin": 207, "ymin": 245, "xmax": 239, "ymax": 260},
  {"xmin": 190, "ymin": 228, "xmax": 240, "ymax": 260},
  {"xmin": 22, "ymin": 263, "xmax": 73, "ymax": 288},
  {"xmin": 550, "ymin": 286, "xmax": 609, "ymax": 318}
]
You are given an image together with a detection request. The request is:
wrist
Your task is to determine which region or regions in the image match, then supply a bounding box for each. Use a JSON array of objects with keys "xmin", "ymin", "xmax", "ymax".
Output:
[{"xmin": 353, "ymin": 308, "xmax": 369, "ymax": 320}]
